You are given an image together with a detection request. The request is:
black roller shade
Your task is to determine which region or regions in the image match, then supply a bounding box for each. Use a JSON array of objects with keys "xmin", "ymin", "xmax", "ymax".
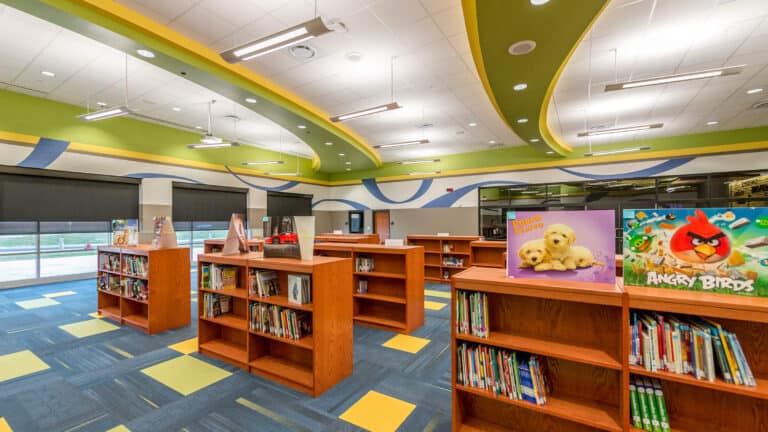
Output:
[
  {"xmin": 267, "ymin": 191, "xmax": 312, "ymax": 217},
  {"xmin": 172, "ymin": 183, "xmax": 247, "ymax": 222},
  {"xmin": 0, "ymin": 167, "xmax": 139, "ymax": 222}
]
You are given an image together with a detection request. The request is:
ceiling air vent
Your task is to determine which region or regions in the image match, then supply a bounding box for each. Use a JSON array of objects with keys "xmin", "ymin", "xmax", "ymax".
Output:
[{"xmin": 508, "ymin": 40, "xmax": 537, "ymax": 56}]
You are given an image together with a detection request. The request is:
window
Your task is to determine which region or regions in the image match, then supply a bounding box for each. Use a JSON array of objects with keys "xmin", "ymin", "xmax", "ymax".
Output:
[{"xmin": 0, "ymin": 222, "xmax": 37, "ymax": 283}]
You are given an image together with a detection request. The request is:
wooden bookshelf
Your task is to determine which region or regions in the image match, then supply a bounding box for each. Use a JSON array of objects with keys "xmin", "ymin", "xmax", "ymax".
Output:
[
  {"xmin": 470, "ymin": 240, "xmax": 506, "ymax": 268},
  {"xmin": 451, "ymin": 267, "xmax": 625, "ymax": 432},
  {"xmin": 625, "ymin": 284, "xmax": 768, "ymax": 431},
  {"xmin": 314, "ymin": 233, "xmax": 380, "ymax": 244},
  {"xmin": 406, "ymin": 235, "xmax": 480, "ymax": 283},
  {"xmin": 314, "ymin": 242, "xmax": 424, "ymax": 334},
  {"xmin": 203, "ymin": 238, "xmax": 264, "ymax": 253},
  {"xmin": 197, "ymin": 252, "xmax": 353, "ymax": 397},
  {"xmin": 97, "ymin": 245, "xmax": 190, "ymax": 334}
]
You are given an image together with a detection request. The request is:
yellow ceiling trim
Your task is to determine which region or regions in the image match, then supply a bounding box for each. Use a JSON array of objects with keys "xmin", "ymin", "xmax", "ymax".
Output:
[
  {"xmin": 0, "ymin": 130, "xmax": 39, "ymax": 145},
  {"xmin": 538, "ymin": 1, "xmax": 610, "ymax": 155},
  {"xmin": 461, "ymin": 0, "xmax": 518, "ymax": 138},
  {"xmin": 312, "ymin": 155, "xmax": 321, "ymax": 171},
  {"xmin": 62, "ymin": 0, "xmax": 381, "ymax": 167}
]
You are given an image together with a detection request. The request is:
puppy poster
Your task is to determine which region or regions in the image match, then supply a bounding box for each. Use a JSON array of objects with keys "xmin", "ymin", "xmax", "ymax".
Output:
[
  {"xmin": 623, "ymin": 207, "xmax": 768, "ymax": 296},
  {"xmin": 507, "ymin": 210, "xmax": 616, "ymax": 284}
]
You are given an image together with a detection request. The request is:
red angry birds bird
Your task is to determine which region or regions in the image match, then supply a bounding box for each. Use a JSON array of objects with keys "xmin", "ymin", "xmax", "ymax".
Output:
[{"xmin": 670, "ymin": 209, "xmax": 730, "ymax": 264}]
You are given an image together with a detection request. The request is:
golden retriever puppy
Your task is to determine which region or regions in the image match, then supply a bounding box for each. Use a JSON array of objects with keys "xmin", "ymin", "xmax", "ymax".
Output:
[
  {"xmin": 517, "ymin": 239, "xmax": 553, "ymax": 271},
  {"xmin": 568, "ymin": 246, "xmax": 597, "ymax": 268},
  {"xmin": 543, "ymin": 223, "xmax": 576, "ymax": 270}
]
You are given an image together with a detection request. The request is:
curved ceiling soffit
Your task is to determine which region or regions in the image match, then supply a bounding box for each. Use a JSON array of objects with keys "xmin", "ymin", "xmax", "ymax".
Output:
[
  {"xmin": 10, "ymin": 0, "xmax": 382, "ymax": 173},
  {"xmin": 462, "ymin": 0, "xmax": 608, "ymax": 156}
]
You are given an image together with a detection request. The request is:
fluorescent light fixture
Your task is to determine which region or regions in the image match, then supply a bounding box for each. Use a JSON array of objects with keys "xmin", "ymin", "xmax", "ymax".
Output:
[
  {"xmin": 201, "ymin": 135, "xmax": 223, "ymax": 144},
  {"xmin": 584, "ymin": 146, "xmax": 651, "ymax": 157},
  {"xmin": 242, "ymin": 160, "xmax": 285, "ymax": 166},
  {"xmin": 747, "ymin": 88, "xmax": 763, "ymax": 95},
  {"xmin": 605, "ymin": 65, "xmax": 744, "ymax": 91},
  {"xmin": 245, "ymin": 97, "xmax": 258, "ymax": 104},
  {"xmin": 398, "ymin": 159, "xmax": 440, "ymax": 165},
  {"xmin": 513, "ymin": 83, "xmax": 528, "ymax": 91},
  {"xmin": 195, "ymin": 126, "xmax": 203, "ymax": 129},
  {"xmin": 96, "ymin": 101, "xmax": 108, "ymax": 107},
  {"xmin": 468, "ymin": 122, "xmax": 477, "ymax": 127},
  {"xmin": 373, "ymin": 139, "xmax": 429, "ymax": 149},
  {"xmin": 41, "ymin": 70, "xmax": 55, "ymax": 77},
  {"xmin": 220, "ymin": 17, "xmax": 331, "ymax": 62},
  {"xmin": 531, "ymin": 0, "xmax": 550, "ymax": 4},
  {"xmin": 578, "ymin": 123, "xmax": 662, "ymax": 137},
  {"xmin": 633, "ymin": 185, "xmax": 656, "ymax": 190},
  {"xmin": 666, "ymin": 185, "xmax": 688, "ymax": 193},
  {"xmin": 266, "ymin": 172, "xmax": 300, "ymax": 176},
  {"xmin": 408, "ymin": 171, "xmax": 441, "ymax": 176},
  {"xmin": 517, "ymin": 118, "xmax": 528, "ymax": 124},
  {"xmin": 172, "ymin": 106, "xmax": 181, "ymax": 112},
  {"xmin": 706, "ymin": 120, "xmax": 719, "ymax": 126},
  {"xmin": 187, "ymin": 142, "xmax": 233, "ymax": 149},
  {"xmin": 330, "ymin": 102, "xmax": 401, "ymax": 122},
  {"xmin": 136, "ymin": 49, "xmax": 155, "ymax": 58},
  {"xmin": 506, "ymin": 187, "xmax": 529, "ymax": 191},
  {"xmin": 77, "ymin": 105, "xmax": 131, "ymax": 121},
  {"xmin": 488, "ymin": 140, "xmax": 496, "ymax": 144}
]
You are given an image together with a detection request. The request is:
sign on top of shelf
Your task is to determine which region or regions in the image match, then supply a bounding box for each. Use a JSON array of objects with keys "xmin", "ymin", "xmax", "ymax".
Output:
[
  {"xmin": 112, "ymin": 219, "xmax": 138, "ymax": 246},
  {"xmin": 623, "ymin": 207, "xmax": 768, "ymax": 296},
  {"xmin": 507, "ymin": 210, "xmax": 616, "ymax": 284}
]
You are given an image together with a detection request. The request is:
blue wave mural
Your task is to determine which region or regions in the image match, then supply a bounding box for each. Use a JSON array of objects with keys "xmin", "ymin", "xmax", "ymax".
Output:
[
  {"xmin": 557, "ymin": 158, "xmax": 694, "ymax": 180},
  {"xmin": 422, "ymin": 180, "xmax": 527, "ymax": 208},
  {"xmin": 225, "ymin": 166, "xmax": 299, "ymax": 192},
  {"xmin": 124, "ymin": 173, "xmax": 203, "ymax": 184},
  {"xmin": 361, "ymin": 178, "xmax": 433, "ymax": 204},
  {"xmin": 312, "ymin": 199, "xmax": 369, "ymax": 210},
  {"xmin": 17, "ymin": 137, "xmax": 69, "ymax": 168}
]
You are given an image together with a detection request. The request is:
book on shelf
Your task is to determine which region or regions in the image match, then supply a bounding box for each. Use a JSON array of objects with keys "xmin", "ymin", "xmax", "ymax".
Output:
[
  {"xmin": 630, "ymin": 376, "xmax": 670, "ymax": 432},
  {"xmin": 443, "ymin": 243, "xmax": 455, "ymax": 252},
  {"xmin": 99, "ymin": 253, "xmax": 120, "ymax": 272},
  {"xmin": 249, "ymin": 269, "xmax": 279, "ymax": 297},
  {"xmin": 443, "ymin": 256, "xmax": 464, "ymax": 267},
  {"xmin": 249, "ymin": 302, "xmax": 312, "ymax": 340},
  {"xmin": 456, "ymin": 342, "xmax": 549, "ymax": 406},
  {"xmin": 629, "ymin": 311, "xmax": 755, "ymax": 386},
  {"xmin": 201, "ymin": 264, "xmax": 240, "ymax": 291},
  {"xmin": 203, "ymin": 293, "xmax": 232, "ymax": 318},
  {"xmin": 122, "ymin": 255, "xmax": 148, "ymax": 277},
  {"xmin": 98, "ymin": 273, "xmax": 121, "ymax": 293},
  {"xmin": 288, "ymin": 274, "xmax": 311, "ymax": 305},
  {"xmin": 357, "ymin": 279, "xmax": 368, "ymax": 294},
  {"xmin": 455, "ymin": 290, "xmax": 488, "ymax": 338},
  {"xmin": 355, "ymin": 256, "xmax": 375, "ymax": 272},
  {"xmin": 122, "ymin": 278, "xmax": 148, "ymax": 300}
]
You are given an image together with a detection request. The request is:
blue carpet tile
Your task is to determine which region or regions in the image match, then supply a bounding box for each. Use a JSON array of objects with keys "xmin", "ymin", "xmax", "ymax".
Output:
[{"xmin": 0, "ymin": 278, "xmax": 452, "ymax": 432}]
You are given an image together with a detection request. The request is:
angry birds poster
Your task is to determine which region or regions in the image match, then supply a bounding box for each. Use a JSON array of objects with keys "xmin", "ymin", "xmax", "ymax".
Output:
[{"xmin": 623, "ymin": 207, "xmax": 768, "ymax": 296}]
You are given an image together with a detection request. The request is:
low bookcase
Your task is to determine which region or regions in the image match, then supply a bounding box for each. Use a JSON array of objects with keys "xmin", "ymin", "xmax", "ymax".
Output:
[
  {"xmin": 406, "ymin": 235, "xmax": 480, "ymax": 282},
  {"xmin": 451, "ymin": 267, "xmax": 626, "ymax": 432},
  {"xmin": 197, "ymin": 252, "xmax": 353, "ymax": 397},
  {"xmin": 314, "ymin": 242, "xmax": 424, "ymax": 333},
  {"xmin": 97, "ymin": 245, "xmax": 190, "ymax": 334},
  {"xmin": 626, "ymin": 285, "xmax": 768, "ymax": 432},
  {"xmin": 314, "ymin": 233, "xmax": 380, "ymax": 244},
  {"xmin": 470, "ymin": 240, "xmax": 506, "ymax": 268}
]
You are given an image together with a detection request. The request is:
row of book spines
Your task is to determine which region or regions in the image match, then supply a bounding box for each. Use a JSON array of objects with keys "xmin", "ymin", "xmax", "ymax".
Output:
[
  {"xmin": 100, "ymin": 254, "xmax": 121, "ymax": 271},
  {"xmin": 201, "ymin": 264, "xmax": 238, "ymax": 291},
  {"xmin": 455, "ymin": 290, "xmax": 489, "ymax": 338},
  {"xmin": 249, "ymin": 302, "xmax": 311, "ymax": 340},
  {"xmin": 202, "ymin": 293, "xmax": 231, "ymax": 318},
  {"xmin": 629, "ymin": 312, "xmax": 755, "ymax": 386},
  {"xmin": 122, "ymin": 278, "xmax": 148, "ymax": 299},
  {"xmin": 355, "ymin": 257, "xmax": 375, "ymax": 272},
  {"xmin": 122, "ymin": 255, "xmax": 148, "ymax": 276},
  {"xmin": 629, "ymin": 376, "xmax": 670, "ymax": 432},
  {"xmin": 456, "ymin": 342, "xmax": 548, "ymax": 406}
]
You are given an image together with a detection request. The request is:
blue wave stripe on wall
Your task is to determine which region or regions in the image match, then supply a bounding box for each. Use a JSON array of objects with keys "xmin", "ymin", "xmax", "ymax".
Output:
[
  {"xmin": 361, "ymin": 178, "xmax": 433, "ymax": 204},
  {"xmin": 422, "ymin": 180, "xmax": 527, "ymax": 208},
  {"xmin": 312, "ymin": 199, "xmax": 369, "ymax": 210},
  {"xmin": 17, "ymin": 137, "xmax": 69, "ymax": 168},
  {"xmin": 125, "ymin": 173, "xmax": 203, "ymax": 184},
  {"xmin": 557, "ymin": 158, "xmax": 694, "ymax": 180},
  {"xmin": 225, "ymin": 166, "xmax": 299, "ymax": 192}
]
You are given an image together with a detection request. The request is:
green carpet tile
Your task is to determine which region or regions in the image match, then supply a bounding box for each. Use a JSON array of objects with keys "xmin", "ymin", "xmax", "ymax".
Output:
[{"xmin": 0, "ymin": 275, "xmax": 452, "ymax": 432}]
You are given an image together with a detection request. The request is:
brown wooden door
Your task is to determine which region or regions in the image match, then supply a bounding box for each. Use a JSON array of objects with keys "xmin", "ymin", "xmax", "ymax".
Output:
[{"xmin": 373, "ymin": 210, "xmax": 390, "ymax": 243}]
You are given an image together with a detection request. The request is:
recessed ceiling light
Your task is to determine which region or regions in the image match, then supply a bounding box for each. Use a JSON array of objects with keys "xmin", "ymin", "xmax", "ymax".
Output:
[
  {"xmin": 530, "ymin": 138, "xmax": 540, "ymax": 143},
  {"xmin": 172, "ymin": 107, "xmax": 181, "ymax": 112},
  {"xmin": 489, "ymin": 140, "xmax": 496, "ymax": 144},
  {"xmin": 747, "ymin": 88, "xmax": 763, "ymax": 95},
  {"xmin": 577, "ymin": 123, "xmax": 663, "ymax": 137},
  {"xmin": 468, "ymin": 122, "xmax": 477, "ymax": 127},
  {"xmin": 517, "ymin": 118, "xmax": 529, "ymax": 124},
  {"xmin": 545, "ymin": 151, "xmax": 554, "ymax": 155},
  {"xmin": 96, "ymin": 101, "xmax": 108, "ymax": 107},
  {"xmin": 345, "ymin": 161, "xmax": 351, "ymax": 165},
  {"xmin": 324, "ymin": 142, "xmax": 333, "ymax": 146},
  {"xmin": 136, "ymin": 49, "xmax": 155, "ymax": 58},
  {"xmin": 513, "ymin": 83, "xmax": 528, "ymax": 91},
  {"xmin": 346, "ymin": 168, "xmax": 351, "ymax": 171},
  {"xmin": 41, "ymin": 70, "xmax": 55, "ymax": 77},
  {"xmin": 338, "ymin": 153, "xmax": 345, "ymax": 157},
  {"xmin": 531, "ymin": 0, "xmax": 550, "ymax": 4},
  {"xmin": 605, "ymin": 65, "xmax": 744, "ymax": 91},
  {"xmin": 346, "ymin": 51, "xmax": 363, "ymax": 62},
  {"xmin": 245, "ymin": 97, "xmax": 258, "ymax": 104},
  {"xmin": 706, "ymin": 120, "xmax": 719, "ymax": 126},
  {"xmin": 195, "ymin": 126, "xmax": 203, "ymax": 129},
  {"xmin": 297, "ymin": 124, "xmax": 306, "ymax": 129},
  {"xmin": 508, "ymin": 40, "xmax": 536, "ymax": 56}
]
